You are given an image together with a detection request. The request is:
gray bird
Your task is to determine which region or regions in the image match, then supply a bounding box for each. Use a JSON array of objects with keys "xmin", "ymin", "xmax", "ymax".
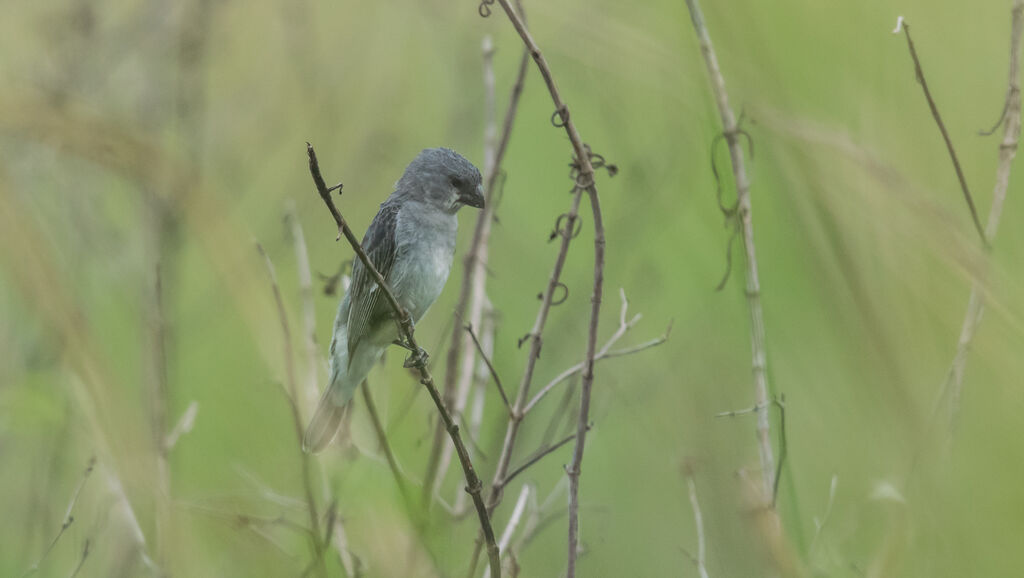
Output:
[{"xmin": 303, "ymin": 148, "xmax": 485, "ymax": 453}]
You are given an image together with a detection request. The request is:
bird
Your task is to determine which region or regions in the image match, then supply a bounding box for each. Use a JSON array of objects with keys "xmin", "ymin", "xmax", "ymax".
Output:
[{"xmin": 303, "ymin": 147, "xmax": 485, "ymax": 453}]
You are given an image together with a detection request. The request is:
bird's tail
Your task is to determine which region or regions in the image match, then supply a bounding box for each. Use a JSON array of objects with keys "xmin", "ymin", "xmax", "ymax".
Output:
[
  {"xmin": 302, "ymin": 343, "xmax": 381, "ymax": 453},
  {"xmin": 302, "ymin": 390, "xmax": 348, "ymax": 453}
]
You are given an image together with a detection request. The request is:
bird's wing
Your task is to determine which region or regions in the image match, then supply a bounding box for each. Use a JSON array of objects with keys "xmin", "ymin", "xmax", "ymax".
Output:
[{"xmin": 346, "ymin": 200, "xmax": 401, "ymax": 361}]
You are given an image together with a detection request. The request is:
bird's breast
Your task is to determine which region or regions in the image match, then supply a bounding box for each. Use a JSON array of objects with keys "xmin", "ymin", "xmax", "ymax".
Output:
[{"xmin": 394, "ymin": 206, "xmax": 457, "ymax": 322}]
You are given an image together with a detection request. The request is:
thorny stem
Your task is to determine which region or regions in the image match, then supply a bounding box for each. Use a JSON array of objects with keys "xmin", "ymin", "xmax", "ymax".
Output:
[
  {"xmin": 306, "ymin": 143, "xmax": 502, "ymax": 578},
  {"xmin": 684, "ymin": 0, "xmax": 777, "ymax": 503}
]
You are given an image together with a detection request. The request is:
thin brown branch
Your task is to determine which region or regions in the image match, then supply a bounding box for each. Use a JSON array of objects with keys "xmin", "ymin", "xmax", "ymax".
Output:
[
  {"xmin": 360, "ymin": 379, "xmax": 412, "ymax": 501},
  {"xmin": 941, "ymin": 0, "xmax": 1024, "ymax": 429},
  {"xmin": 21, "ymin": 457, "xmax": 96, "ymax": 578},
  {"xmin": 423, "ymin": 9, "xmax": 531, "ymax": 500},
  {"xmin": 487, "ymin": 5, "xmax": 607, "ymax": 577},
  {"xmin": 684, "ymin": 0, "xmax": 777, "ymax": 503},
  {"xmin": 524, "ymin": 290, "xmax": 669, "ymax": 414},
  {"xmin": 305, "ymin": 143, "xmax": 501, "ymax": 577},
  {"xmin": 502, "ymin": 429, "xmax": 585, "ymax": 488},
  {"xmin": 67, "ymin": 539, "xmax": 90, "ymax": 578},
  {"xmin": 256, "ymin": 243, "xmax": 326, "ymax": 576},
  {"xmin": 772, "ymin": 395, "xmax": 788, "ymax": 507},
  {"xmin": 466, "ymin": 323, "xmax": 512, "ymax": 414},
  {"xmin": 474, "ymin": 2, "xmax": 609, "ymax": 575},
  {"xmin": 485, "ymin": 484, "xmax": 532, "ymax": 578},
  {"xmin": 896, "ymin": 18, "xmax": 988, "ymax": 245},
  {"xmin": 455, "ymin": 303, "xmax": 498, "ymax": 517}
]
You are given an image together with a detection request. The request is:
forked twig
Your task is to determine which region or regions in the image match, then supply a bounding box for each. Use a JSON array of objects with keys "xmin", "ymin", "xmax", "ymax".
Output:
[{"xmin": 937, "ymin": 1, "xmax": 1024, "ymax": 430}]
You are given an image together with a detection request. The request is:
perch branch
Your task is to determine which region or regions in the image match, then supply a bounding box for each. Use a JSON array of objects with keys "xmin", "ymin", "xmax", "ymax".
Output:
[{"xmin": 306, "ymin": 143, "xmax": 501, "ymax": 577}]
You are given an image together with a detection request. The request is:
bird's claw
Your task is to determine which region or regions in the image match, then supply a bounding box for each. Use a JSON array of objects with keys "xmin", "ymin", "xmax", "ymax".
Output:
[{"xmin": 403, "ymin": 347, "xmax": 429, "ymax": 368}]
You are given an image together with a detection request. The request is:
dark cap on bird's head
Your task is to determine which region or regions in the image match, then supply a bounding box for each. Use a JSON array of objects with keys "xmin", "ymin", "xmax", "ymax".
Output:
[{"xmin": 396, "ymin": 147, "xmax": 485, "ymax": 211}]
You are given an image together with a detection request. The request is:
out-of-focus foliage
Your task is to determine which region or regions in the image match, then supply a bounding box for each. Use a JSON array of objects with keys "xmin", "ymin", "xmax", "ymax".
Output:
[{"xmin": 2, "ymin": 0, "xmax": 1023, "ymax": 576}]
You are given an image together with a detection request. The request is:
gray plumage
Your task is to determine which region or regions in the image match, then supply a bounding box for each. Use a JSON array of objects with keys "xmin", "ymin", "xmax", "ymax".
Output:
[{"xmin": 303, "ymin": 148, "xmax": 485, "ymax": 453}]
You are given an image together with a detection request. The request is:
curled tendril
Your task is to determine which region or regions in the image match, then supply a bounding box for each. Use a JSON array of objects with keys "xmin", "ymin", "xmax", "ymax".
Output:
[
  {"xmin": 550, "ymin": 282, "xmax": 569, "ymax": 305},
  {"xmin": 568, "ymin": 143, "xmax": 617, "ymax": 192},
  {"xmin": 588, "ymin": 151, "xmax": 619, "ymax": 177},
  {"xmin": 715, "ymin": 221, "xmax": 741, "ymax": 292},
  {"xmin": 478, "ymin": 0, "xmax": 495, "ymax": 17},
  {"xmin": 549, "ymin": 213, "xmax": 582, "ymax": 242},
  {"xmin": 550, "ymin": 105, "xmax": 569, "ymax": 127}
]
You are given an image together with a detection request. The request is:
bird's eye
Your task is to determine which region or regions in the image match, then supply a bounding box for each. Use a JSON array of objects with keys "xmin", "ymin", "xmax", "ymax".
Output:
[{"xmin": 451, "ymin": 177, "xmax": 464, "ymax": 188}]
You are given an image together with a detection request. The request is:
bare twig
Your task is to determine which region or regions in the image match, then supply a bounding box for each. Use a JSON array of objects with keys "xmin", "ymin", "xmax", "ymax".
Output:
[
  {"xmin": 683, "ymin": 464, "xmax": 711, "ymax": 578},
  {"xmin": 164, "ymin": 401, "xmax": 199, "ymax": 451},
  {"xmin": 466, "ymin": 323, "xmax": 512, "ymax": 414},
  {"xmin": 523, "ymin": 290, "xmax": 668, "ymax": 414},
  {"xmin": 896, "ymin": 18, "xmax": 988, "ymax": 245},
  {"xmin": 256, "ymin": 243, "xmax": 326, "ymax": 575},
  {"xmin": 771, "ymin": 395, "xmax": 787, "ymax": 507},
  {"xmin": 684, "ymin": 0, "xmax": 777, "ymax": 502},
  {"xmin": 67, "ymin": 539, "xmax": 90, "ymax": 578},
  {"xmin": 287, "ymin": 202, "xmax": 324, "ymax": 411},
  {"xmin": 502, "ymin": 429, "xmax": 585, "ymax": 488},
  {"xmin": 940, "ymin": 1, "xmax": 1024, "ymax": 429},
  {"xmin": 455, "ymin": 302, "xmax": 497, "ymax": 517},
  {"xmin": 485, "ymin": 484, "xmax": 532, "ymax": 578},
  {"xmin": 306, "ymin": 143, "xmax": 501, "ymax": 577},
  {"xmin": 485, "ymin": 5, "xmax": 608, "ymax": 576},
  {"xmin": 361, "ymin": 380, "xmax": 412, "ymax": 501},
  {"xmin": 809, "ymin": 475, "xmax": 839, "ymax": 557},
  {"xmin": 424, "ymin": 10, "xmax": 531, "ymax": 500},
  {"xmin": 469, "ymin": 3, "xmax": 614, "ymax": 573},
  {"xmin": 21, "ymin": 457, "xmax": 96, "ymax": 577}
]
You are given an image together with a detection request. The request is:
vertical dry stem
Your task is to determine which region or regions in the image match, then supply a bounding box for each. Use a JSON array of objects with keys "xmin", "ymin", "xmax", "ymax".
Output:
[
  {"xmin": 942, "ymin": 1, "xmax": 1024, "ymax": 428},
  {"xmin": 684, "ymin": 0, "xmax": 776, "ymax": 501},
  {"xmin": 256, "ymin": 244, "xmax": 326, "ymax": 576},
  {"xmin": 487, "ymin": 3, "xmax": 607, "ymax": 575},
  {"xmin": 423, "ymin": 7, "xmax": 531, "ymax": 500},
  {"xmin": 685, "ymin": 470, "xmax": 711, "ymax": 578}
]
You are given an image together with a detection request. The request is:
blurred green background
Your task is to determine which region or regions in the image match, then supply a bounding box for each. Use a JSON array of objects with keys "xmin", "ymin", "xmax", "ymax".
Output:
[{"xmin": 2, "ymin": 0, "xmax": 1024, "ymax": 576}]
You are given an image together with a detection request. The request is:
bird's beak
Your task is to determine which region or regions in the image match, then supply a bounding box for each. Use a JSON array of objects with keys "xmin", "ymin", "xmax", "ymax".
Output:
[{"xmin": 460, "ymin": 184, "xmax": 485, "ymax": 209}]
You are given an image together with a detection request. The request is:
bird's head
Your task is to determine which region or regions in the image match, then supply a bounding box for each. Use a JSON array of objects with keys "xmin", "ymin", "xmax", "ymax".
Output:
[{"xmin": 397, "ymin": 148, "xmax": 485, "ymax": 213}]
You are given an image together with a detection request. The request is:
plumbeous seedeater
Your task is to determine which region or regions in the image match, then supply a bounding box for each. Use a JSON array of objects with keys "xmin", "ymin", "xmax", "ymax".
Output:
[{"xmin": 303, "ymin": 148, "xmax": 485, "ymax": 453}]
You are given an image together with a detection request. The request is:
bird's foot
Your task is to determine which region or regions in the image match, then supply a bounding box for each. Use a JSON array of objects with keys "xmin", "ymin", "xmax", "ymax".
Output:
[
  {"xmin": 392, "ymin": 339, "xmax": 414, "ymax": 351},
  {"xmin": 403, "ymin": 347, "xmax": 429, "ymax": 368}
]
